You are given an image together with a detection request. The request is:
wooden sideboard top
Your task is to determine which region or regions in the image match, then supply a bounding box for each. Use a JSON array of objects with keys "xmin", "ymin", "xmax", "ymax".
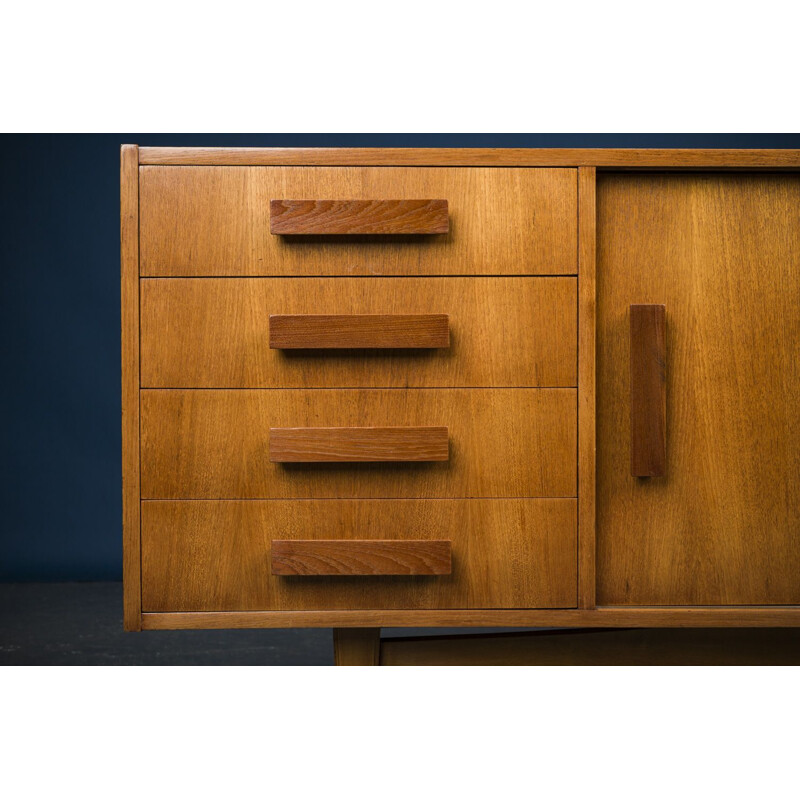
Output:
[{"xmin": 134, "ymin": 146, "xmax": 800, "ymax": 168}]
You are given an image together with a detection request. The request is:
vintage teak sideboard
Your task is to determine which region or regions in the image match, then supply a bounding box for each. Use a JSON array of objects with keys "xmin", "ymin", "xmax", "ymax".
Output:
[{"xmin": 121, "ymin": 146, "xmax": 800, "ymax": 663}]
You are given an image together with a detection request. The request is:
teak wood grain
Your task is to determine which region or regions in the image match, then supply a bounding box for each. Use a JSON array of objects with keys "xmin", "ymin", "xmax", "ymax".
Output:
[
  {"xmin": 334, "ymin": 628, "xmax": 381, "ymax": 665},
  {"xmin": 269, "ymin": 314, "xmax": 450, "ymax": 350},
  {"xmin": 138, "ymin": 147, "xmax": 800, "ymax": 169},
  {"xmin": 597, "ymin": 173, "xmax": 800, "ymax": 605},
  {"xmin": 120, "ymin": 145, "xmax": 140, "ymax": 631},
  {"xmin": 577, "ymin": 167, "xmax": 597, "ymax": 610},
  {"xmin": 140, "ymin": 277, "xmax": 576, "ymax": 388},
  {"xmin": 139, "ymin": 166, "xmax": 577, "ymax": 276},
  {"xmin": 140, "ymin": 499, "xmax": 577, "ymax": 610},
  {"xmin": 630, "ymin": 304, "xmax": 666, "ymax": 477},
  {"xmin": 142, "ymin": 607, "xmax": 800, "ymax": 630},
  {"xmin": 269, "ymin": 199, "xmax": 449, "ymax": 235},
  {"xmin": 269, "ymin": 426, "xmax": 449, "ymax": 463},
  {"xmin": 271, "ymin": 539, "xmax": 452, "ymax": 575},
  {"xmin": 140, "ymin": 388, "xmax": 577, "ymax": 499},
  {"xmin": 124, "ymin": 147, "xmax": 800, "ymax": 634}
]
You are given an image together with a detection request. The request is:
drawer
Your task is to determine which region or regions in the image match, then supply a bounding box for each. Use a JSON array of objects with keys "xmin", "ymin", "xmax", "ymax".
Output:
[
  {"xmin": 139, "ymin": 166, "xmax": 578, "ymax": 276},
  {"xmin": 141, "ymin": 499, "xmax": 578, "ymax": 610},
  {"xmin": 140, "ymin": 277, "xmax": 577, "ymax": 388},
  {"xmin": 140, "ymin": 388, "xmax": 576, "ymax": 499}
]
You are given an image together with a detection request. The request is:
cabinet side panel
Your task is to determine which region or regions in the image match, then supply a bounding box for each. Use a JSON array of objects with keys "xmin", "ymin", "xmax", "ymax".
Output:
[{"xmin": 121, "ymin": 145, "xmax": 141, "ymax": 630}]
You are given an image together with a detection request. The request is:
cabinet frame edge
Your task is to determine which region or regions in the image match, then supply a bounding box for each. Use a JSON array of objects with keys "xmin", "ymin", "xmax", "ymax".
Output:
[
  {"xmin": 578, "ymin": 167, "xmax": 597, "ymax": 608},
  {"xmin": 141, "ymin": 608, "xmax": 800, "ymax": 630},
  {"xmin": 138, "ymin": 147, "xmax": 800, "ymax": 169},
  {"xmin": 121, "ymin": 144, "xmax": 141, "ymax": 631}
]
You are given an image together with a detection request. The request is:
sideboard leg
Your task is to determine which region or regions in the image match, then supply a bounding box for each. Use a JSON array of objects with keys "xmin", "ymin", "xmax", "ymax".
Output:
[{"xmin": 333, "ymin": 628, "xmax": 381, "ymax": 666}]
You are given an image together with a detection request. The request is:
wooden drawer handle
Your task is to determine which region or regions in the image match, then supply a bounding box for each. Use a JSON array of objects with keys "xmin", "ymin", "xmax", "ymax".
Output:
[
  {"xmin": 630, "ymin": 304, "xmax": 666, "ymax": 477},
  {"xmin": 269, "ymin": 199, "xmax": 449, "ymax": 235},
  {"xmin": 269, "ymin": 314, "xmax": 450, "ymax": 349},
  {"xmin": 271, "ymin": 539, "xmax": 452, "ymax": 575},
  {"xmin": 269, "ymin": 426, "xmax": 449, "ymax": 462}
]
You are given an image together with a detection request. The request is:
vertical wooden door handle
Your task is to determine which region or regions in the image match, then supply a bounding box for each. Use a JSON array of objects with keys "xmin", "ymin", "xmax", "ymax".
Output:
[{"xmin": 630, "ymin": 304, "xmax": 666, "ymax": 477}]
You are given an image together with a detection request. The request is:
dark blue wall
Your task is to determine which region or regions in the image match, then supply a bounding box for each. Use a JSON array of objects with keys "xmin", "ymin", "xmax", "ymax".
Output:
[{"xmin": 2, "ymin": 133, "xmax": 798, "ymax": 580}]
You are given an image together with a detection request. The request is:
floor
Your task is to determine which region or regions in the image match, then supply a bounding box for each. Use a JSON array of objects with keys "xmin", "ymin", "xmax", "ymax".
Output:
[
  {"xmin": 0, "ymin": 583, "xmax": 333, "ymax": 665},
  {"xmin": 0, "ymin": 583, "xmax": 518, "ymax": 665}
]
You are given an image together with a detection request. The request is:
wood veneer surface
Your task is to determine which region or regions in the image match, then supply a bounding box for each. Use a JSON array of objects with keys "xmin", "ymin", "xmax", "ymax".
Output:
[
  {"xmin": 139, "ymin": 166, "xmax": 577, "ymax": 276},
  {"xmin": 140, "ymin": 277, "xmax": 577, "ymax": 388},
  {"xmin": 597, "ymin": 173, "xmax": 800, "ymax": 605},
  {"xmin": 141, "ymin": 389, "xmax": 576, "ymax": 499},
  {"xmin": 142, "ymin": 500, "xmax": 577, "ymax": 611}
]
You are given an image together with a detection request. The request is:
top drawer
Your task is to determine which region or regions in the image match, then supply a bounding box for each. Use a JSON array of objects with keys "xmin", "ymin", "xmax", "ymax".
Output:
[{"xmin": 139, "ymin": 167, "xmax": 578, "ymax": 276}]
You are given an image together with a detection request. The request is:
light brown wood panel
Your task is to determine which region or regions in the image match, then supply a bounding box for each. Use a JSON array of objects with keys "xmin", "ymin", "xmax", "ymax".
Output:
[
  {"xmin": 139, "ymin": 167, "xmax": 577, "ymax": 276},
  {"xmin": 139, "ymin": 147, "xmax": 800, "ymax": 169},
  {"xmin": 271, "ymin": 540, "xmax": 451, "ymax": 575},
  {"xmin": 269, "ymin": 426, "xmax": 449, "ymax": 463},
  {"xmin": 597, "ymin": 173, "xmax": 800, "ymax": 605},
  {"xmin": 380, "ymin": 628, "xmax": 800, "ymax": 666},
  {"xmin": 334, "ymin": 628, "xmax": 381, "ymax": 665},
  {"xmin": 120, "ymin": 145, "xmax": 140, "ymax": 631},
  {"xmin": 142, "ymin": 607, "xmax": 800, "ymax": 630},
  {"xmin": 270, "ymin": 199, "xmax": 449, "ymax": 235},
  {"xmin": 140, "ymin": 277, "xmax": 577, "ymax": 388},
  {"xmin": 141, "ymin": 389, "xmax": 576, "ymax": 499},
  {"xmin": 140, "ymin": 499, "xmax": 577, "ymax": 610},
  {"xmin": 577, "ymin": 167, "xmax": 597, "ymax": 609},
  {"xmin": 269, "ymin": 314, "xmax": 450, "ymax": 349}
]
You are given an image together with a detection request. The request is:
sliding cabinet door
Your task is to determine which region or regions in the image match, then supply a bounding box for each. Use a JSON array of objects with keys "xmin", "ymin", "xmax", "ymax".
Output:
[{"xmin": 597, "ymin": 173, "xmax": 800, "ymax": 605}]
